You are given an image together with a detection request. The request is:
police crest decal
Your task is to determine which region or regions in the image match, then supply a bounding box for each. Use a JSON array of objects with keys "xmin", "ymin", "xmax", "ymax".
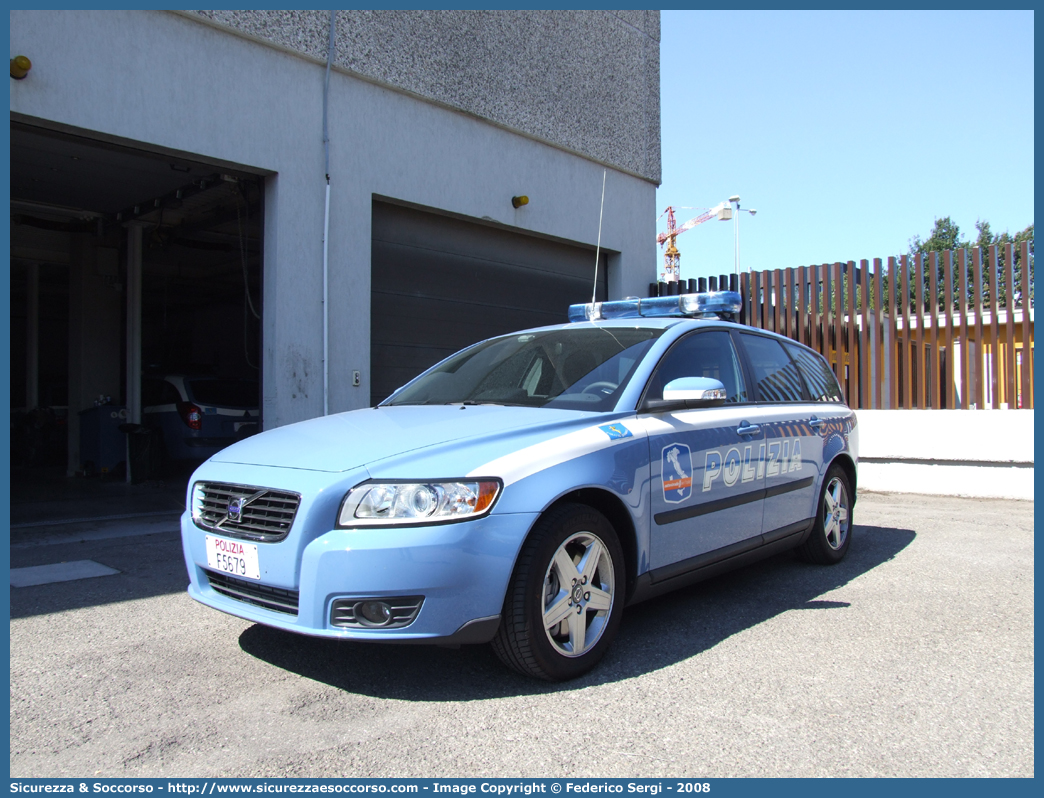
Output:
[{"xmin": 661, "ymin": 442, "xmax": 693, "ymax": 503}]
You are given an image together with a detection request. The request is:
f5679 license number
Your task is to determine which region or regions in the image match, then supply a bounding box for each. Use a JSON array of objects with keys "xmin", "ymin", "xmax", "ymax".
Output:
[{"xmin": 205, "ymin": 535, "xmax": 260, "ymax": 580}]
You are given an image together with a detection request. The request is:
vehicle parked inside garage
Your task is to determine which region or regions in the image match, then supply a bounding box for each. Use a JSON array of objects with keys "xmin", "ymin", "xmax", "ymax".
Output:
[
  {"xmin": 180, "ymin": 291, "xmax": 857, "ymax": 680},
  {"xmin": 143, "ymin": 375, "xmax": 258, "ymax": 462}
]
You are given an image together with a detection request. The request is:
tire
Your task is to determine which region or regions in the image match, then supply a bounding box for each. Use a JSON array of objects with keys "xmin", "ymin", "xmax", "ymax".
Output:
[
  {"xmin": 797, "ymin": 464, "xmax": 853, "ymax": 565},
  {"xmin": 492, "ymin": 503, "xmax": 625, "ymax": 681}
]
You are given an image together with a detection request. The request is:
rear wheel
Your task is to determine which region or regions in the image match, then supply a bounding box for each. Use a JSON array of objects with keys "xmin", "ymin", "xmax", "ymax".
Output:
[
  {"xmin": 797, "ymin": 464, "xmax": 852, "ymax": 565},
  {"xmin": 492, "ymin": 503, "xmax": 625, "ymax": 681}
]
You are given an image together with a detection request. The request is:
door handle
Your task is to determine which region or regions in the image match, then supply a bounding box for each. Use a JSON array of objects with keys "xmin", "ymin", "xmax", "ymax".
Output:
[
  {"xmin": 809, "ymin": 417, "xmax": 824, "ymax": 428},
  {"xmin": 736, "ymin": 423, "xmax": 761, "ymax": 436}
]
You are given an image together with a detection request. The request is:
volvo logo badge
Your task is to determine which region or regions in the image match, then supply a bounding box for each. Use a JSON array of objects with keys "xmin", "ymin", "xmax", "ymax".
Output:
[
  {"xmin": 215, "ymin": 488, "xmax": 267, "ymax": 530},
  {"xmin": 227, "ymin": 497, "xmax": 245, "ymax": 523}
]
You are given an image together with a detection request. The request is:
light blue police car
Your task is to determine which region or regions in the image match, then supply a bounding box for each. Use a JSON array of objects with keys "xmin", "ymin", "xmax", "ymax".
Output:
[{"xmin": 181, "ymin": 291, "xmax": 857, "ymax": 681}]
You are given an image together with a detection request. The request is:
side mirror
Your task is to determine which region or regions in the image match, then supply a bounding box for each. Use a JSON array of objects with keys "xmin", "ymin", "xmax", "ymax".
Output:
[{"xmin": 662, "ymin": 377, "xmax": 727, "ymax": 408}]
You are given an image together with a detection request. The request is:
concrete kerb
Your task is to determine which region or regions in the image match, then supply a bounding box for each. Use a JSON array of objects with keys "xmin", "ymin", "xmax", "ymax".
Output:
[{"xmin": 855, "ymin": 409, "xmax": 1034, "ymax": 501}]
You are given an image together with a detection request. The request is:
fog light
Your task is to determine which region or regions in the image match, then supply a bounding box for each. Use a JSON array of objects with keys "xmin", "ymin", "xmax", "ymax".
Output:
[
  {"xmin": 331, "ymin": 596, "xmax": 423, "ymax": 629},
  {"xmin": 356, "ymin": 600, "xmax": 392, "ymax": 627}
]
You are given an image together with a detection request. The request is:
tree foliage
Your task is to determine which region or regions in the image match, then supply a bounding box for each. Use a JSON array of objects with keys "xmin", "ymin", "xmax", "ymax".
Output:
[
  {"xmin": 909, "ymin": 216, "xmax": 965, "ymax": 255},
  {"xmin": 903, "ymin": 217, "xmax": 1033, "ymax": 309}
]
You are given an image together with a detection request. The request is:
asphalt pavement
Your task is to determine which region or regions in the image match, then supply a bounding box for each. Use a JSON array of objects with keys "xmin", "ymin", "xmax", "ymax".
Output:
[{"xmin": 8, "ymin": 491, "xmax": 1034, "ymax": 778}]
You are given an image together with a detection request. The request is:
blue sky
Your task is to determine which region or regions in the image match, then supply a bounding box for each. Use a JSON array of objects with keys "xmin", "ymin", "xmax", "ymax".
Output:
[{"xmin": 655, "ymin": 10, "xmax": 1034, "ymax": 282}]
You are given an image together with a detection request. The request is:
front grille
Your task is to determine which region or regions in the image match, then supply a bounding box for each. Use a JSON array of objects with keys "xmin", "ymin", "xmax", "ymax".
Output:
[
  {"xmin": 194, "ymin": 482, "xmax": 300, "ymax": 542},
  {"xmin": 331, "ymin": 596, "xmax": 424, "ymax": 629},
  {"xmin": 205, "ymin": 570, "xmax": 299, "ymax": 615}
]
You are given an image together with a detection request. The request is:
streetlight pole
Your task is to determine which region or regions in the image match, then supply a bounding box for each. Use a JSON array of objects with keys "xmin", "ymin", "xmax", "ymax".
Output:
[{"xmin": 728, "ymin": 195, "xmax": 757, "ymax": 275}]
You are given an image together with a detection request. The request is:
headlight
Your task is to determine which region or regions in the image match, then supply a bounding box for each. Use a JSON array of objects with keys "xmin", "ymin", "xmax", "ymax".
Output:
[
  {"xmin": 337, "ymin": 479, "xmax": 501, "ymax": 527},
  {"xmin": 191, "ymin": 482, "xmax": 206, "ymax": 525}
]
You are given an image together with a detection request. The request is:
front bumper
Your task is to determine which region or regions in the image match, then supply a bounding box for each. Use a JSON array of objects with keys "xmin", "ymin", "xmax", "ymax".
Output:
[{"xmin": 181, "ymin": 509, "xmax": 538, "ymax": 643}]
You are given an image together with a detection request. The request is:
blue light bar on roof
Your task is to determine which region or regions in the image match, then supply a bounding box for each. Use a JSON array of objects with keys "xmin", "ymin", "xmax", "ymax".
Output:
[
  {"xmin": 566, "ymin": 298, "xmax": 641, "ymax": 323},
  {"xmin": 567, "ymin": 291, "xmax": 742, "ymax": 323}
]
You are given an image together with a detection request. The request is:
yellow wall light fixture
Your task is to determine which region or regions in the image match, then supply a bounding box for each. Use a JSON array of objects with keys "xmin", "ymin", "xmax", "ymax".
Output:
[
  {"xmin": 10, "ymin": 55, "xmax": 31, "ymax": 79},
  {"xmin": 511, "ymin": 195, "xmax": 529, "ymax": 209}
]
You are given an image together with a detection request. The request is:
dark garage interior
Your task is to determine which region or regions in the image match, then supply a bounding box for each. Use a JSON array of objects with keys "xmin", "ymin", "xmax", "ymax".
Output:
[{"xmin": 10, "ymin": 121, "xmax": 264, "ymax": 500}]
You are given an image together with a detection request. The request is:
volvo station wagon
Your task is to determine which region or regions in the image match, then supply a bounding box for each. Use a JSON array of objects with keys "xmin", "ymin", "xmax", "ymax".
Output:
[{"xmin": 181, "ymin": 291, "xmax": 857, "ymax": 680}]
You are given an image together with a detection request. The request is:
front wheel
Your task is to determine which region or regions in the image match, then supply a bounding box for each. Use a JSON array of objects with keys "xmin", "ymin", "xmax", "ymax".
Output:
[
  {"xmin": 796, "ymin": 464, "xmax": 853, "ymax": 565},
  {"xmin": 492, "ymin": 503, "xmax": 625, "ymax": 681}
]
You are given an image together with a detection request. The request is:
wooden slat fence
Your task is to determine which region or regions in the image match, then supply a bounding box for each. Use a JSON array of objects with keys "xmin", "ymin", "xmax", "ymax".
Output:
[{"xmin": 737, "ymin": 242, "xmax": 1034, "ymax": 409}]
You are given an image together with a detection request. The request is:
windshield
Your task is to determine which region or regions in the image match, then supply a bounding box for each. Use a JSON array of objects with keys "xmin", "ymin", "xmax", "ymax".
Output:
[{"xmin": 384, "ymin": 327, "xmax": 664, "ymax": 411}]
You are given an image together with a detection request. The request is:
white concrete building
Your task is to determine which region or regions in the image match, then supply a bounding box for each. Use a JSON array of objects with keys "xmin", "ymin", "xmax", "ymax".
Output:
[{"xmin": 9, "ymin": 10, "xmax": 661, "ymax": 475}]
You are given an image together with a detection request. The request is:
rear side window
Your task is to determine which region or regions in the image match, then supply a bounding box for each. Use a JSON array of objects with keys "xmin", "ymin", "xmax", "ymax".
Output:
[
  {"xmin": 143, "ymin": 379, "xmax": 181, "ymax": 407},
  {"xmin": 737, "ymin": 333, "xmax": 807, "ymax": 403},
  {"xmin": 785, "ymin": 344, "xmax": 844, "ymax": 403},
  {"xmin": 188, "ymin": 380, "xmax": 258, "ymax": 408}
]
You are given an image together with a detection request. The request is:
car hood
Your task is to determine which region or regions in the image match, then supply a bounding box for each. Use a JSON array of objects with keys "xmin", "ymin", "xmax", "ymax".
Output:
[{"xmin": 208, "ymin": 404, "xmax": 604, "ymax": 474}]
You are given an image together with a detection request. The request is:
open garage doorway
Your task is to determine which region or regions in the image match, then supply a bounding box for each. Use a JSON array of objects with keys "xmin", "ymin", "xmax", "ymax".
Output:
[
  {"xmin": 10, "ymin": 121, "xmax": 265, "ymax": 508},
  {"xmin": 370, "ymin": 201, "xmax": 609, "ymax": 405}
]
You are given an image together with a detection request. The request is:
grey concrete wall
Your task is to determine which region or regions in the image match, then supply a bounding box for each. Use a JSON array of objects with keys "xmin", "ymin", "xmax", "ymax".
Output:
[
  {"xmin": 188, "ymin": 9, "xmax": 661, "ymax": 183},
  {"xmin": 11, "ymin": 10, "xmax": 658, "ymax": 429}
]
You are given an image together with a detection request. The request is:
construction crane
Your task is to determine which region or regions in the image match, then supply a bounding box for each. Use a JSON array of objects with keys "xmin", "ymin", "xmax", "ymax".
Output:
[{"xmin": 657, "ymin": 201, "xmax": 732, "ymax": 283}]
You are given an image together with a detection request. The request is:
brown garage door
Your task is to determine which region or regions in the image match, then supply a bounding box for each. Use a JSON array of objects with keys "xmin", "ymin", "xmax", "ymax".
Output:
[{"xmin": 370, "ymin": 201, "xmax": 608, "ymax": 405}]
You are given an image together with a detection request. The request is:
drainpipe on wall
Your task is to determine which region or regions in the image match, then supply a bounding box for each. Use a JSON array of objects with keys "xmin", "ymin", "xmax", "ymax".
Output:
[{"xmin": 322, "ymin": 10, "xmax": 335, "ymax": 416}]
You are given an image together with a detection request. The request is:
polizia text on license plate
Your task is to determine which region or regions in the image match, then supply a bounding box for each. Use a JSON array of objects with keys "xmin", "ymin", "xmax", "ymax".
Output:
[{"xmin": 205, "ymin": 535, "xmax": 260, "ymax": 580}]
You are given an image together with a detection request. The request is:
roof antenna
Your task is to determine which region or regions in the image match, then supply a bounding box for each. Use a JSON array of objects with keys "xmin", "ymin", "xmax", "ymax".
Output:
[{"xmin": 591, "ymin": 170, "xmax": 606, "ymax": 304}]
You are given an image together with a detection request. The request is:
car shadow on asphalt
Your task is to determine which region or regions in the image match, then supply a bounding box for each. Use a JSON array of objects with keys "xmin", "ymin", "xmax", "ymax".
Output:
[{"xmin": 237, "ymin": 522, "xmax": 915, "ymax": 699}]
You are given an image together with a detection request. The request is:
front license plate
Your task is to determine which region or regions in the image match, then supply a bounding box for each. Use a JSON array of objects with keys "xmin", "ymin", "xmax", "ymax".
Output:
[{"xmin": 205, "ymin": 535, "xmax": 260, "ymax": 580}]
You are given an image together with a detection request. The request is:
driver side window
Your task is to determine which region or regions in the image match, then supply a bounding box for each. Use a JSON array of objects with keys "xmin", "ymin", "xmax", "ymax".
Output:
[{"xmin": 646, "ymin": 330, "xmax": 748, "ymax": 403}]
